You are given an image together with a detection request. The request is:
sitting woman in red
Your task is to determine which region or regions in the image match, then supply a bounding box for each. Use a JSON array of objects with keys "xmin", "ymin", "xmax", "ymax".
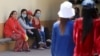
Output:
[
  {"xmin": 73, "ymin": 0, "xmax": 100, "ymax": 56},
  {"xmin": 4, "ymin": 11, "xmax": 30, "ymax": 52}
]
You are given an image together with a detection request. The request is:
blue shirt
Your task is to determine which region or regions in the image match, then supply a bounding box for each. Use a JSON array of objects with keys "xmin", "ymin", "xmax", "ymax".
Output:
[
  {"xmin": 25, "ymin": 17, "xmax": 33, "ymax": 27},
  {"xmin": 51, "ymin": 20, "xmax": 75, "ymax": 56}
]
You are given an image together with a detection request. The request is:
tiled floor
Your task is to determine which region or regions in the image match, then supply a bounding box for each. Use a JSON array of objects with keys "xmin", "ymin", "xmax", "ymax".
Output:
[{"xmin": 0, "ymin": 49, "xmax": 51, "ymax": 56}]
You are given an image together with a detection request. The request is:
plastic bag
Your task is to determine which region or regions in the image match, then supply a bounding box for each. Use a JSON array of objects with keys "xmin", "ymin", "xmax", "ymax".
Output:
[{"xmin": 24, "ymin": 35, "xmax": 28, "ymax": 41}]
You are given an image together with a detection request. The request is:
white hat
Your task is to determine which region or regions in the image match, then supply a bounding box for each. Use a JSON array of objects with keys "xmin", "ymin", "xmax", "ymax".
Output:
[{"xmin": 58, "ymin": 1, "xmax": 75, "ymax": 18}]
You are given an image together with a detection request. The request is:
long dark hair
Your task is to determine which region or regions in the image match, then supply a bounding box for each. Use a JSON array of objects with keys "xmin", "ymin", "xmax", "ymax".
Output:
[
  {"xmin": 60, "ymin": 18, "xmax": 70, "ymax": 35},
  {"xmin": 9, "ymin": 10, "xmax": 16, "ymax": 18},
  {"xmin": 75, "ymin": 7, "xmax": 80, "ymax": 15},
  {"xmin": 72, "ymin": 7, "xmax": 80, "ymax": 20},
  {"xmin": 21, "ymin": 9, "xmax": 27, "ymax": 14},
  {"xmin": 33, "ymin": 9, "xmax": 41, "ymax": 16},
  {"xmin": 82, "ymin": 5, "xmax": 98, "ymax": 42}
]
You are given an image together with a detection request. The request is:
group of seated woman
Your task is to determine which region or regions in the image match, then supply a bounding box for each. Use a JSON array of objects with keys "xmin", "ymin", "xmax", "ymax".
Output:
[{"xmin": 4, "ymin": 9, "xmax": 51, "ymax": 52}]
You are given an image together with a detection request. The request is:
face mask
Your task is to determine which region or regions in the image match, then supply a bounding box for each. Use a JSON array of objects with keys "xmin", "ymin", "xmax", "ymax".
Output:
[
  {"xmin": 36, "ymin": 13, "xmax": 41, "ymax": 18},
  {"xmin": 22, "ymin": 14, "xmax": 27, "ymax": 18}
]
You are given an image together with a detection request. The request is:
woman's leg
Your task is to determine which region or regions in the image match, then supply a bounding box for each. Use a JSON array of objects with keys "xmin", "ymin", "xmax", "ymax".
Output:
[
  {"xmin": 36, "ymin": 31, "xmax": 47, "ymax": 49},
  {"xmin": 22, "ymin": 41, "xmax": 30, "ymax": 52},
  {"xmin": 39, "ymin": 31, "xmax": 43, "ymax": 42},
  {"xmin": 44, "ymin": 27, "xmax": 51, "ymax": 47},
  {"xmin": 26, "ymin": 30, "xmax": 35, "ymax": 48},
  {"xmin": 11, "ymin": 33, "xmax": 24, "ymax": 52},
  {"xmin": 41, "ymin": 31, "xmax": 46, "ymax": 42},
  {"xmin": 31, "ymin": 29, "xmax": 41, "ymax": 48},
  {"xmin": 14, "ymin": 39, "xmax": 24, "ymax": 52}
]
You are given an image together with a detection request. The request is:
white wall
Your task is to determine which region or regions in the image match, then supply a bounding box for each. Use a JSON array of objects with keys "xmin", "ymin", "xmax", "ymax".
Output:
[
  {"xmin": 33, "ymin": 0, "xmax": 65, "ymax": 21},
  {"xmin": 0, "ymin": 0, "xmax": 65, "ymax": 23},
  {"xmin": 0, "ymin": 0, "xmax": 34, "ymax": 23}
]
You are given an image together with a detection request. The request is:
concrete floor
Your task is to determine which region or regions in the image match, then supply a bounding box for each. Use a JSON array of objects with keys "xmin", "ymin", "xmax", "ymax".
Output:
[{"xmin": 0, "ymin": 49, "xmax": 51, "ymax": 56}]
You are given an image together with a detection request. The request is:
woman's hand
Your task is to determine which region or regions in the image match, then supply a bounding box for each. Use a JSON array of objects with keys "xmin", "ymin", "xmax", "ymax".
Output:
[
  {"xmin": 38, "ymin": 29, "xmax": 41, "ymax": 31},
  {"xmin": 28, "ymin": 30, "xmax": 34, "ymax": 34}
]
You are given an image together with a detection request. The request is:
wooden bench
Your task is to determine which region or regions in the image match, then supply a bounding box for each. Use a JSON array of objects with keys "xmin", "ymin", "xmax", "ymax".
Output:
[
  {"xmin": 0, "ymin": 38, "xmax": 12, "ymax": 44},
  {"xmin": 0, "ymin": 38, "xmax": 15, "ymax": 51},
  {"xmin": 0, "ymin": 38, "xmax": 34, "ymax": 51}
]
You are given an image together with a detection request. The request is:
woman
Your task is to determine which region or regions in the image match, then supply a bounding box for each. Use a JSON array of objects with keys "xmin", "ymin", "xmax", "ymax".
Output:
[
  {"xmin": 32, "ymin": 9, "xmax": 42, "ymax": 32},
  {"xmin": 25, "ymin": 10, "xmax": 43, "ymax": 49},
  {"xmin": 18, "ymin": 9, "xmax": 34, "ymax": 32},
  {"xmin": 4, "ymin": 11, "xmax": 30, "ymax": 52},
  {"xmin": 72, "ymin": 6, "xmax": 80, "ymax": 20},
  {"xmin": 51, "ymin": 1, "xmax": 75, "ymax": 56},
  {"xmin": 33, "ymin": 9, "xmax": 51, "ymax": 48},
  {"xmin": 18, "ymin": 9, "xmax": 42, "ymax": 49},
  {"xmin": 73, "ymin": 0, "xmax": 100, "ymax": 56}
]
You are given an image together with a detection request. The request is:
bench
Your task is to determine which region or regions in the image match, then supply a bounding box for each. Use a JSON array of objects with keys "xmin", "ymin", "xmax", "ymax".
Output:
[{"xmin": 0, "ymin": 38, "xmax": 12, "ymax": 44}]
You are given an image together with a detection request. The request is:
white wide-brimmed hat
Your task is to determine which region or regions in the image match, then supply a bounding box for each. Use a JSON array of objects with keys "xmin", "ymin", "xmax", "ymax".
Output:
[{"xmin": 58, "ymin": 1, "xmax": 75, "ymax": 18}]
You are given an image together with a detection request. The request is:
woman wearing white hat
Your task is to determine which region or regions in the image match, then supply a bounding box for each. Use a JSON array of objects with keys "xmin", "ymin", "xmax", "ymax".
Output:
[
  {"xmin": 51, "ymin": 1, "xmax": 75, "ymax": 56},
  {"xmin": 73, "ymin": 0, "xmax": 100, "ymax": 56}
]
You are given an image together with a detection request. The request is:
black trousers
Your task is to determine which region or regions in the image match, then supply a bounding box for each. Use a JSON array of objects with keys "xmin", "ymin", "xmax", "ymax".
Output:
[
  {"xmin": 27, "ymin": 29, "xmax": 41, "ymax": 48},
  {"xmin": 44, "ymin": 27, "xmax": 51, "ymax": 47},
  {"xmin": 27, "ymin": 27, "xmax": 51, "ymax": 47}
]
